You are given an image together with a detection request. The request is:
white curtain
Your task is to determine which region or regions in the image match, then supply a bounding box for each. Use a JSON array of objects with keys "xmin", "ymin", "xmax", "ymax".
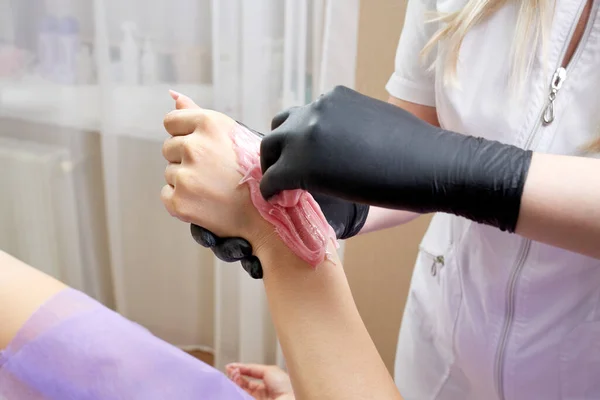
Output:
[{"xmin": 0, "ymin": 0, "xmax": 359, "ymax": 370}]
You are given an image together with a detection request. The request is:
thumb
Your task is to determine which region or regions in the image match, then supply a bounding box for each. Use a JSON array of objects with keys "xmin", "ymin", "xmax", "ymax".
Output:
[
  {"xmin": 169, "ymin": 90, "xmax": 200, "ymax": 110},
  {"xmin": 260, "ymin": 133, "xmax": 302, "ymax": 199},
  {"xmin": 260, "ymin": 131, "xmax": 285, "ymax": 174},
  {"xmin": 260, "ymin": 162, "xmax": 298, "ymax": 200},
  {"xmin": 271, "ymin": 106, "xmax": 299, "ymax": 130}
]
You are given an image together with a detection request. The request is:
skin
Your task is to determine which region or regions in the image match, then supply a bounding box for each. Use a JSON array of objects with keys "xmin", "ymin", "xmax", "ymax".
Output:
[
  {"xmin": 1, "ymin": 95, "xmax": 597, "ymax": 399},
  {"xmin": 0, "ymin": 93, "xmax": 403, "ymax": 400},
  {"xmin": 224, "ymin": 94, "xmax": 600, "ymax": 398},
  {"xmin": 226, "ymin": 363, "xmax": 295, "ymax": 400},
  {"xmin": 163, "ymin": 93, "xmax": 600, "ymax": 400},
  {"xmin": 517, "ymin": 152, "xmax": 600, "ymax": 259},
  {"xmin": 0, "ymin": 251, "xmax": 65, "ymax": 349},
  {"xmin": 367, "ymin": 97, "xmax": 600, "ymax": 259},
  {"xmin": 2, "ymin": 2, "xmax": 595, "ymax": 395},
  {"xmin": 162, "ymin": 93, "xmax": 403, "ymax": 400},
  {"xmin": 226, "ymin": 96, "xmax": 436, "ymax": 399}
]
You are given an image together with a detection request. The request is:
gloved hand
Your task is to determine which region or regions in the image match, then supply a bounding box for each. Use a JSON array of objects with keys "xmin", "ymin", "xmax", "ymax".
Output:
[
  {"xmin": 191, "ymin": 190, "xmax": 369, "ymax": 279},
  {"xmin": 259, "ymin": 85, "xmax": 533, "ymax": 233}
]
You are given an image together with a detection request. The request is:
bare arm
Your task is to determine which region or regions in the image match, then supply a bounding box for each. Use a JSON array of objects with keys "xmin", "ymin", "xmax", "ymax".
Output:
[
  {"xmin": 360, "ymin": 96, "xmax": 439, "ymax": 234},
  {"xmin": 364, "ymin": 98, "xmax": 600, "ymax": 260},
  {"xmin": 0, "ymin": 251, "xmax": 66, "ymax": 348},
  {"xmin": 162, "ymin": 97, "xmax": 403, "ymax": 400},
  {"xmin": 516, "ymin": 153, "xmax": 600, "ymax": 259},
  {"xmin": 364, "ymin": 139, "xmax": 600, "ymax": 258},
  {"xmin": 256, "ymin": 240, "xmax": 402, "ymax": 400},
  {"xmin": 387, "ymin": 96, "xmax": 439, "ymax": 126},
  {"xmin": 0, "ymin": 246, "xmax": 401, "ymax": 400}
]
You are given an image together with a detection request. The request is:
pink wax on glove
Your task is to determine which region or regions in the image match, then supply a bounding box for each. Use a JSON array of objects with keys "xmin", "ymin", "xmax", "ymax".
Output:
[{"xmin": 229, "ymin": 123, "xmax": 338, "ymax": 267}]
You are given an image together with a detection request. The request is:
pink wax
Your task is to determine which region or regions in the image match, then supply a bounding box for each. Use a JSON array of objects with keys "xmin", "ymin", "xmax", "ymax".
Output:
[{"xmin": 229, "ymin": 123, "xmax": 337, "ymax": 267}]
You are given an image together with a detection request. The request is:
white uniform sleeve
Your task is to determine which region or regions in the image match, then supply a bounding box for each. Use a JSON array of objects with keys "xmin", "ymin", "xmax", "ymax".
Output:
[{"xmin": 386, "ymin": 0, "xmax": 438, "ymax": 107}]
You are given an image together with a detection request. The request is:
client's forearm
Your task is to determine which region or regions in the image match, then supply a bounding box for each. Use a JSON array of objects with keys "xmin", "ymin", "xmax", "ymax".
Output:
[
  {"xmin": 360, "ymin": 207, "xmax": 420, "ymax": 234},
  {"xmin": 255, "ymin": 241, "xmax": 401, "ymax": 400}
]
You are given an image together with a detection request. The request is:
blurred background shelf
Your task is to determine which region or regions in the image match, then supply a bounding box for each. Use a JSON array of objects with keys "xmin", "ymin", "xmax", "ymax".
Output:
[
  {"xmin": 0, "ymin": 79, "xmax": 100, "ymax": 131},
  {"xmin": 0, "ymin": 0, "xmax": 366, "ymax": 373},
  {"xmin": 0, "ymin": 77, "xmax": 213, "ymax": 138}
]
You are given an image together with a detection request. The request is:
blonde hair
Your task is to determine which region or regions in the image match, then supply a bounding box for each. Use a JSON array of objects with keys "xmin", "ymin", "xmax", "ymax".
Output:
[{"xmin": 422, "ymin": 0, "xmax": 600, "ymax": 153}]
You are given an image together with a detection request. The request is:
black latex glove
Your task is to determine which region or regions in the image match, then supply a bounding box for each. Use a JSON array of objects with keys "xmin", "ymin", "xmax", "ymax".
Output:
[
  {"xmin": 259, "ymin": 85, "xmax": 532, "ymax": 233},
  {"xmin": 190, "ymin": 120, "xmax": 369, "ymax": 279}
]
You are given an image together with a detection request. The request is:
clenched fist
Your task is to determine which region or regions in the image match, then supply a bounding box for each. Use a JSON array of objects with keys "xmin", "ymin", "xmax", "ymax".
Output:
[{"xmin": 161, "ymin": 92, "xmax": 272, "ymax": 248}]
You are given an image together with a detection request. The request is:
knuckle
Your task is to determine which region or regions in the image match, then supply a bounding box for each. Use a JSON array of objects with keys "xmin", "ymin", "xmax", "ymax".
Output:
[
  {"xmin": 161, "ymin": 138, "xmax": 171, "ymax": 158},
  {"xmin": 160, "ymin": 186, "xmax": 175, "ymax": 214},
  {"xmin": 184, "ymin": 111, "xmax": 204, "ymax": 133},
  {"xmin": 175, "ymin": 167, "xmax": 194, "ymax": 188},
  {"xmin": 163, "ymin": 110, "xmax": 180, "ymax": 132},
  {"xmin": 312, "ymin": 95, "xmax": 325, "ymax": 112},
  {"xmin": 160, "ymin": 185, "xmax": 170, "ymax": 201},
  {"xmin": 305, "ymin": 117, "xmax": 321, "ymax": 139},
  {"xmin": 181, "ymin": 135, "xmax": 200, "ymax": 160},
  {"xmin": 170, "ymin": 194, "xmax": 193, "ymax": 222},
  {"xmin": 331, "ymin": 85, "xmax": 345, "ymax": 96},
  {"xmin": 322, "ymin": 85, "xmax": 344, "ymax": 106},
  {"xmin": 192, "ymin": 111, "xmax": 207, "ymax": 130}
]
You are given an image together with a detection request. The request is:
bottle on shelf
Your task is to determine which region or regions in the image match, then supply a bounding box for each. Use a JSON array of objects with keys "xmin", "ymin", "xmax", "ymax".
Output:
[
  {"xmin": 141, "ymin": 38, "xmax": 158, "ymax": 85},
  {"xmin": 38, "ymin": 15, "xmax": 59, "ymax": 80},
  {"xmin": 56, "ymin": 16, "xmax": 80, "ymax": 85}
]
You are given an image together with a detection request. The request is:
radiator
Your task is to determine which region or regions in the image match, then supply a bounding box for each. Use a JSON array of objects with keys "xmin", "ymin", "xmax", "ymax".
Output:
[{"xmin": 0, "ymin": 137, "xmax": 85, "ymax": 290}]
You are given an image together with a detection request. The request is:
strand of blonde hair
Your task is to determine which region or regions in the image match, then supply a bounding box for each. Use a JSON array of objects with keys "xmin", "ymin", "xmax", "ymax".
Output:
[{"xmin": 420, "ymin": 0, "xmax": 600, "ymax": 153}]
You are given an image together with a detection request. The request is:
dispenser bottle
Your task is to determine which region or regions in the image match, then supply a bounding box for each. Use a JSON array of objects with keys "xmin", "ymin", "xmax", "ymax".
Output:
[
  {"xmin": 56, "ymin": 16, "xmax": 80, "ymax": 84},
  {"xmin": 141, "ymin": 38, "xmax": 158, "ymax": 84},
  {"xmin": 38, "ymin": 15, "xmax": 59, "ymax": 80}
]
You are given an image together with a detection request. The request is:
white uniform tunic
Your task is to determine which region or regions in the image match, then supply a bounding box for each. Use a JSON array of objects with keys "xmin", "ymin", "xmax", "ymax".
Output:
[{"xmin": 387, "ymin": 1, "xmax": 600, "ymax": 399}]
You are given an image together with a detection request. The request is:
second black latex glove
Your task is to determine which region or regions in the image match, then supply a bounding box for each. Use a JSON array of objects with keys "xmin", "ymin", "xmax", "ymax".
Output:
[
  {"xmin": 259, "ymin": 85, "xmax": 532, "ymax": 233},
  {"xmin": 191, "ymin": 192, "xmax": 369, "ymax": 279}
]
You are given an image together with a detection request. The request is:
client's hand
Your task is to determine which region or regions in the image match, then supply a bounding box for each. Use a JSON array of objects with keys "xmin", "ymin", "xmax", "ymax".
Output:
[
  {"xmin": 161, "ymin": 93, "xmax": 273, "ymax": 250},
  {"xmin": 226, "ymin": 363, "xmax": 294, "ymax": 400},
  {"xmin": 170, "ymin": 92, "xmax": 369, "ymax": 278}
]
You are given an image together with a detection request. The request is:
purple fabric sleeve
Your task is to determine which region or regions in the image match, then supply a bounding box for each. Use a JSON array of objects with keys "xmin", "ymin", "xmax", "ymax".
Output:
[{"xmin": 0, "ymin": 288, "xmax": 252, "ymax": 399}]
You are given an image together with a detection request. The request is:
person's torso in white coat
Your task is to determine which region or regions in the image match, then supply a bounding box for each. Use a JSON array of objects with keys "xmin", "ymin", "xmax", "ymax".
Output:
[{"xmin": 386, "ymin": 1, "xmax": 600, "ymax": 399}]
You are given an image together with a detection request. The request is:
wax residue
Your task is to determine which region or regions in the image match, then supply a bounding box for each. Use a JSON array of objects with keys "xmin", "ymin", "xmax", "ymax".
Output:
[{"xmin": 229, "ymin": 124, "xmax": 338, "ymax": 267}]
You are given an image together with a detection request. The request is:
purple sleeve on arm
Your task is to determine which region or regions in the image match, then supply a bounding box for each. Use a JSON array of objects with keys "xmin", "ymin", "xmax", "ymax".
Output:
[{"xmin": 0, "ymin": 289, "xmax": 252, "ymax": 400}]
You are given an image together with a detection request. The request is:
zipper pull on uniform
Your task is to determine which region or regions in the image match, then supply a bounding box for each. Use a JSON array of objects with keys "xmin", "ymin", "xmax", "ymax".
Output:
[{"xmin": 542, "ymin": 67, "xmax": 567, "ymax": 125}]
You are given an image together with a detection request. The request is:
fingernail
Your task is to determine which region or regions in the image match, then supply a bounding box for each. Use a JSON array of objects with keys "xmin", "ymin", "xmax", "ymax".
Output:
[{"xmin": 169, "ymin": 89, "xmax": 181, "ymax": 100}]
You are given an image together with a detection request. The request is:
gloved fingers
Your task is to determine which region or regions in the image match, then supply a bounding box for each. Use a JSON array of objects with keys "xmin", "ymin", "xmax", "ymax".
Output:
[
  {"xmin": 191, "ymin": 224, "xmax": 254, "ymax": 262},
  {"xmin": 190, "ymin": 224, "xmax": 218, "ymax": 247},
  {"xmin": 241, "ymin": 256, "xmax": 264, "ymax": 279},
  {"xmin": 271, "ymin": 106, "xmax": 299, "ymax": 130},
  {"xmin": 259, "ymin": 132, "xmax": 285, "ymax": 174},
  {"xmin": 190, "ymin": 224, "xmax": 264, "ymax": 279},
  {"xmin": 308, "ymin": 192, "xmax": 346, "ymax": 238},
  {"xmin": 260, "ymin": 162, "xmax": 299, "ymax": 200},
  {"xmin": 212, "ymin": 237, "xmax": 254, "ymax": 262}
]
